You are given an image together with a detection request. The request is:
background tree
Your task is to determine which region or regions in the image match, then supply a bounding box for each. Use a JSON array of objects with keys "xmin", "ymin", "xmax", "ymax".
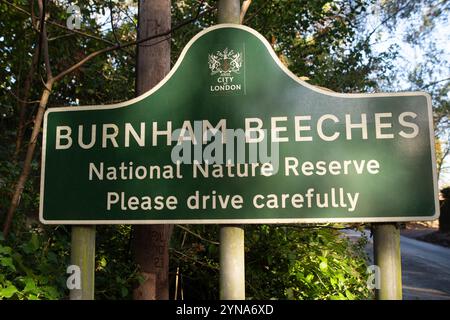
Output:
[
  {"xmin": 370, "ymin": 0, "xmax": 450, "ymax": 179},
  {"xmin": 132, "ymin": 0, "xmax": 172, "ymax": 300}
]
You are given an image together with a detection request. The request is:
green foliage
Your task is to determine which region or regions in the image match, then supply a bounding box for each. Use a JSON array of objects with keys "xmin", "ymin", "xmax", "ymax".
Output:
[
  {"xmin": 170, "ymin": 225, "xmax": 221, "ymax": 299},
  {"xmin": 0, "ymin": 222, "xmax": 143, "ymax": 300},
  {"xmin": 0, "ymin": 226, "xmax": 70, "ymax": 300},
  {"xmin": 246, "ymin": 226, "xmax": 371, "ymax": 300},
  {"xmin": 170, "ymin": 225, "xmax": 372, "ymax": 300},
  {"xmin": 172, "ymin": 0, "xmax": 396, "ymax": 92},
  {"xmin": 94, "ymin": 225, "xmax": 142, "ymax": 300}
]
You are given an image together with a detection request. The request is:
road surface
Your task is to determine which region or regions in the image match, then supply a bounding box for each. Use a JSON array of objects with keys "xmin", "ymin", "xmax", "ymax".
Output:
[{"xmin": 344, "ymin": 229, "xmax": 450, "ymax": 300}]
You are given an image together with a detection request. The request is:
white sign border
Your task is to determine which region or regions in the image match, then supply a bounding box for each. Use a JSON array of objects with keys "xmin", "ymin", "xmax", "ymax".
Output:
[{"xmin": 39, "ymin": 24, "xmax": 440, "ymax": 224}]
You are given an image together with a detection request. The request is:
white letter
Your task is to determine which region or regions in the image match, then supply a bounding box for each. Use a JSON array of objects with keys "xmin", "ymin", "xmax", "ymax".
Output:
[
  {"xmin": 399, "ymin": 112, "xmax": 419, "ymax": 138},
  {"xmin": 245, "ymin": 118, "xmax": 264, "ymax": 143},
  {"xmin": 367, "ymin": 160, "xmax": 380, "ymax": 174},
  {"xmin": 294, "ymin": 116, "xmax": 313, "ymax": 141},
  {"xmin": 203, "ymin": 119, "xmax": 227, "ymax": 143},
  {"xmin": 285, "ymin": 157, "xmax": 299, "ymax": 176},
  {"xmin": 102, "ymin": 124, "xmax": 119, "ymax": 148},
  {"xmin": 375, "ymin": 113, "xmax": 394, "ymax": 139},
  {"xmin": 89, "ymin": 162, "xmax": 103, "ymax": 180},
  {"xmin": 271, "ymin": 117, "xmax": 289, "ymax": 142},
  {"xmin": 345, "ymin": 113, "xmax": 368, "ymax": 140},
  {"xmin": 253, "ymin": 195, "xmax": 265, "ymax": 209},
  {"xmin": 125, "ymin": 122, "xmax": 145, "ymax": 147},
  {"xmin": 153, "ymin": 121, "xmax": 172, "ymax": 146},
  {"xmin": 178, "ymin": 121, "xmax": 197, "ymax": 144},
  {"xmin": 107, "ymin": 192, "xmax": 119, "ymax": 210},
  {"xmin": 78, "ymin": 124, "xmax": 96, "ymax": 149},
  {"xmin": 56, "ymin": 126, "xmax": 73, "ymax": 150},
  {"xmin": 317, "ymin": 114, "xmax": 340, "ymax": 141}
]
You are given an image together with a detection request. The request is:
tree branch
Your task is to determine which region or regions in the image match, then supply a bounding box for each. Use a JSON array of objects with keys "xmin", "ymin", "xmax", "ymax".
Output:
[
  {"xmin": 421, "ymin": 77, "xmax": 450, "ymax": 90},
  {"xmin": 117, "ymin": 4, "xmax": 138, "ymax": 29},
  {"xmin": 243, "ymin": 0, "xmax": 269, "ymax": 24},
  {"xmin": 48, "ymin": 33, "xmax": 76, "ymax": 41},
  {"xmin": 365, "ymin": 0, "xmax": 415, "ymax": 42},
  {"xmin": 53, "ymin": 5, "xmax": 216, "ymax": 83},
  {"xmin": 240, "ymin": 0, "xmax": 252, "ymax": 24},
  {"xmin": 38, "ymin": 0, "xmax": 52, "ymax": 80},
  {"xmin": 5, "ymin": 0, "xmax": 116, "ymax": 46},
  {"xmin": 35, "ymin": 0, "xmax": 46, "ymax": 74},
  {"xmin": 7, "ymin": 89, "xmax": 41, "ymax": 104},
  {"xmin": 30, "ymin": 0, "xmax": 37, "ymax": 30},
  {"xmin": 109, "ymin": 0, "xmax": 120, "ymax": 45},
  {"xmin": 176, "ymin": 225, "xmax": 220, "ymax": 245}
]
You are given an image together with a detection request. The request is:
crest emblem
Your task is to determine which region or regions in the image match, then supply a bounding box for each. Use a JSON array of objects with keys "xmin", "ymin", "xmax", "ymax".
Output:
[{"xmin": 208, "ymin": 48, "xmax": 242, "ymax": 76}]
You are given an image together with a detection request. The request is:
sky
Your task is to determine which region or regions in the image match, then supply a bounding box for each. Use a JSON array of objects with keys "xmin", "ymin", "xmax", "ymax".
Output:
[{"xmin": 366, "ymin": 4, "xmax": 450, "ymax": 187}]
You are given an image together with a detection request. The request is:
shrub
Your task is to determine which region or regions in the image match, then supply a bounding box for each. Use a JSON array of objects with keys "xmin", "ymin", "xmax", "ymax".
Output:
[
  {"xmin": 0, "ymin": 226, "xmax": 70, "ymax": 300},
  {"xmin": 170, "ymin": 225, "xmax": 372, "ymax": 300}
]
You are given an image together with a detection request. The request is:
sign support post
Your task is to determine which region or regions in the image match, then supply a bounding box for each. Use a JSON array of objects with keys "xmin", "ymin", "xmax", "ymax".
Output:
[
  {"xmin": 373, "ymin": 223, "xmax": 402, "ymax": 300},
  {"xmin": 217, "ymin": 0, "xmax": 245, "ymax": 300},
  {"xmin": 220, "ymin": 225, "xmax": 245, "ymax": 299},
  {"xmin": 70, "ymin": 225, "xmax": 96, "ymax": 300}
]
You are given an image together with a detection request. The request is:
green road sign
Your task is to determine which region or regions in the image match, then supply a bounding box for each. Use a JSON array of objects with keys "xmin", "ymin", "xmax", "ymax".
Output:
[{"xmin": 40, "ymin": 24, "xmax": 439, "ymax": 224}]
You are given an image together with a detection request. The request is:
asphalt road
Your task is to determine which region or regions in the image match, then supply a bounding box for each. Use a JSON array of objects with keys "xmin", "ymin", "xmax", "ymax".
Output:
[
  {"xmin": 398, "ymin": 235, "xmax": 450, "ymax": 299},
  {"xmin": 344, "ymin": 229, "xmax": 450, "ymax": 300}
]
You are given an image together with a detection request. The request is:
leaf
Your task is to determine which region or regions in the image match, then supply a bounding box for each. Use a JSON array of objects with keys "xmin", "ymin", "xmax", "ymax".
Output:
[
  {"xmin": 22, "ymin": 233, "xmax": 40, "ymax": 254},
  {"xmin": 0, "ymin": 257, "xmax": 16, "ymax": 271},
  {"xmin": 329, "ymin": 293, "xmax": 345, "ymax": 300},
  {"xmin": 0, "ymin": 245, "xmax": 12, "ymax": 255},
  {"xmin": 121, "ymin": 286, "xmax": 128, "ymax": 297},
  {"xmin": 345, "ymin": 290, "xmax": 356, "ymax": 300},
  {"xmin": 47, "ymin": 251, "xmax": 58, "ymax": 264},
  {"xmin": 285, "ymin": 288, "xmax": 294, "ymax": 299},
  {"xmin": 319, "ymin": 261, "xmax": 328, "ymax": 272},
  {"xmin": 42, "ymin": 286, "xmax": 60, "ymax": 299},
  {"xmin": 30, "ymin": 233, "xmax": 40, "ymax": 251},
  {"xmin": 99, "ymin": 257, "xmax": 107, "ymax": 268},
  {"xmin": 0, "ymin": 285, "xmax": 18, "ymax": 298},
  {"xmin": 23, "ymin": 277, "xmax": 37, "ymax": 293}
]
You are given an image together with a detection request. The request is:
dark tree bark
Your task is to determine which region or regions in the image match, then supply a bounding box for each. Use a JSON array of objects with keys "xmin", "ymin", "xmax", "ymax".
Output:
[
  {"xmin": 132, "ymin": 0, "xmax": 173, "ymax": 300},
  {"xmin": 13, "ymin": 43, "xmax": 40, "ymax": 162},
  {"xmin": 3, "ymin": 0, "xmax": 53, "ymax": 238},
  {"xmin": 440, "ymin": 188, "xmax": 450, "ymax": 233}
]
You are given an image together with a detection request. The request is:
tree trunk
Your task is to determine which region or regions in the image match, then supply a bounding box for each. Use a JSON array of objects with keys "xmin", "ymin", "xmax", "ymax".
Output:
[
  {"xmin": 13, "ymin": 43, "xmax": 40, "ymax": 162},
  {"xmin": 132, "ymin": 0, "xmax": 173, "ymax": 300},
  {"xmin": 3, "ymin": 81, "xmax": 53, "ymax": 237},
  {"xmin": 3, "ymin": 0, "xmax": 53, "ymax": 238},
  {"xmin": 439, "ymin": 189, "xmax": 450, "ymax": 232}
]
